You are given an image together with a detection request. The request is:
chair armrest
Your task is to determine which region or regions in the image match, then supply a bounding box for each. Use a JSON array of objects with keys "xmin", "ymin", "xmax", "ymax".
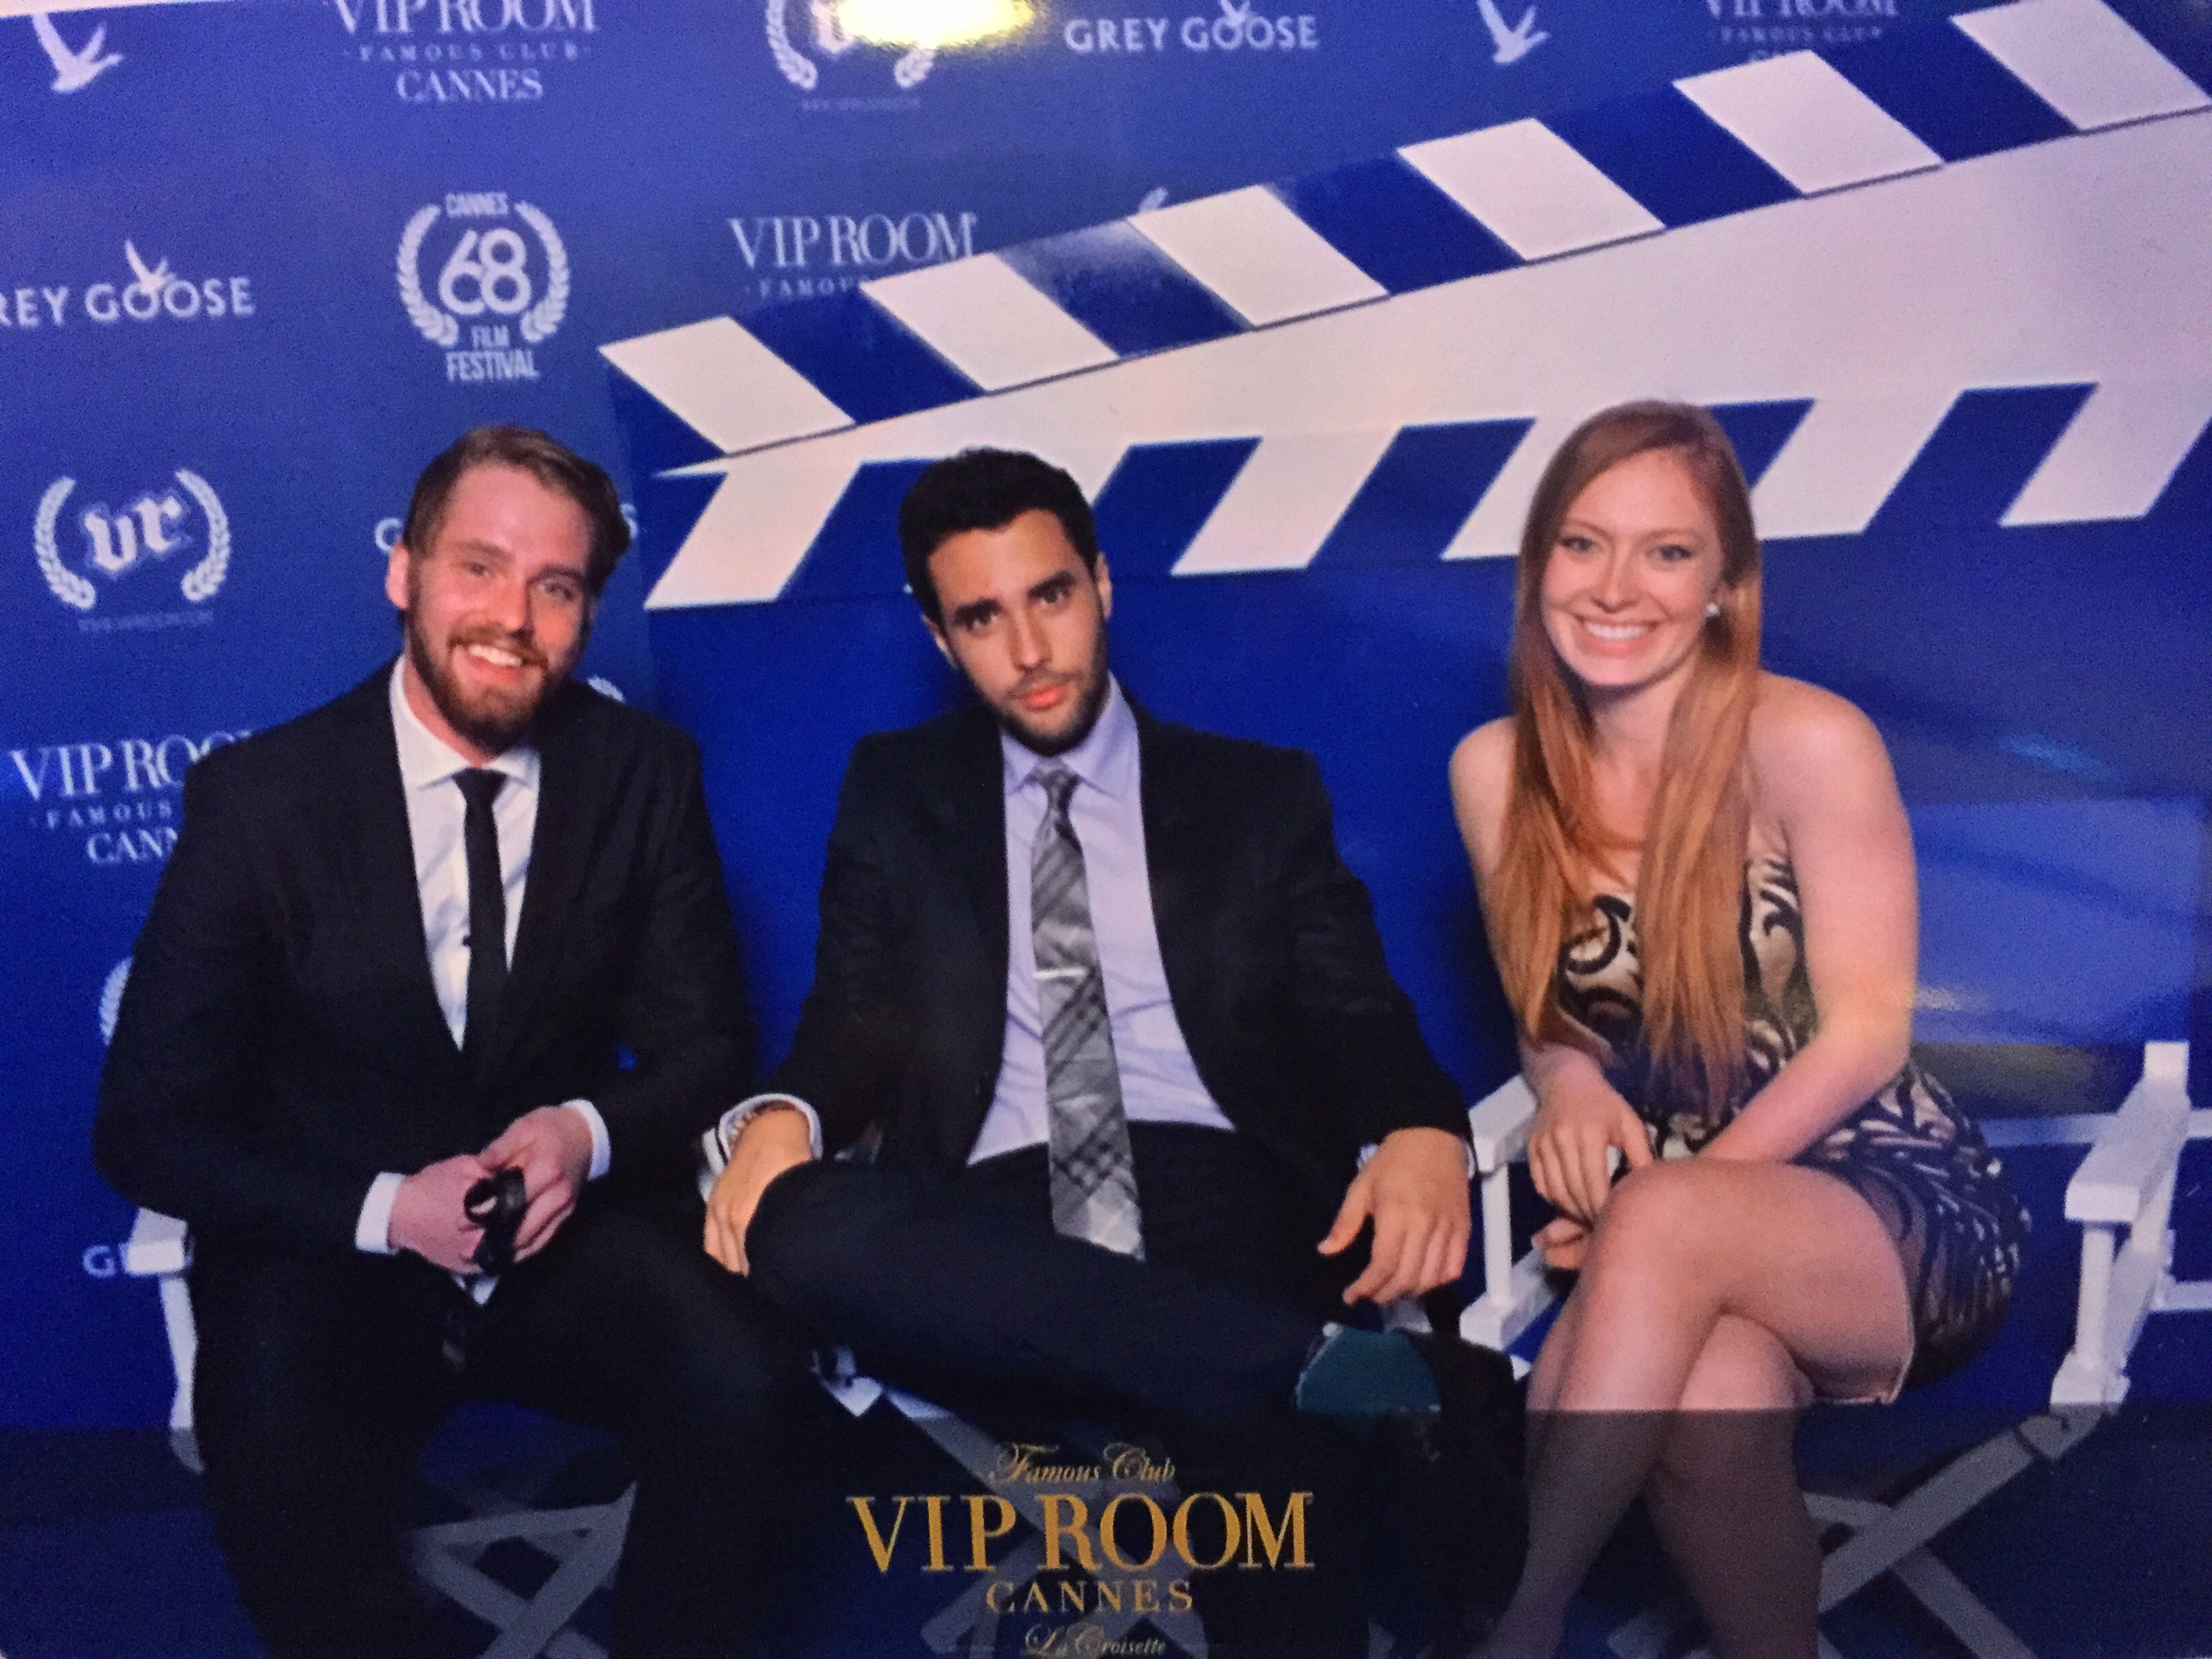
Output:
[
  {"xmin": 2066, "ymin": 1057, "xmax": 2190, "ymax": 1226},
  {"xmin": 1460, "ymin": 1073, "xmax": 1557, "ymax": 1359},
  {"xmin": 123, "ymin": 1209, "xmax": 191, "ymax": 1277},
  {"xmin": 1468, "ymin": 1075, "xmax": 1538, "ymax": 1175}
]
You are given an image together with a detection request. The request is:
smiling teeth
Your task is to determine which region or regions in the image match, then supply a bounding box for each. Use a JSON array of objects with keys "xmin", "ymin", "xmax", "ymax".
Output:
[
  {"xmin": 466, "ymin": 643, "xmax": 525, "ymax": 669},
  {"xmin": 1584, "ymin": 621, "xmax": 1652, "ymax": 641}
]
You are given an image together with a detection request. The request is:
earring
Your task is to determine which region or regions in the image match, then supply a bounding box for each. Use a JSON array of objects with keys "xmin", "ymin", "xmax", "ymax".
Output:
[{"xmin": 1704, "ymin": 600, "xmax": 1721, "ymax": 619}]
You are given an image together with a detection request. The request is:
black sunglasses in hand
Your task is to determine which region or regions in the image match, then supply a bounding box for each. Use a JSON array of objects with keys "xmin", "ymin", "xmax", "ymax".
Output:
[{"xmin": 465, "ymin": 1166, "xmax": 529, "ymax": 1275}]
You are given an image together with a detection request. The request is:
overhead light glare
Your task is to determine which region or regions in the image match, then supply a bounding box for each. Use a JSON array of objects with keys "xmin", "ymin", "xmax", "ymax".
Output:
[{"xmin": 833, "ymin": 0, "xmax": 1033, "ymax": 48}]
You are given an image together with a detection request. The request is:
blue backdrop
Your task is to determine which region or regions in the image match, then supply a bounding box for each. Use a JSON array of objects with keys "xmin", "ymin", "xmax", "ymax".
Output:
[{"xmin": 3, "ymin": 0, "xmax": 2206, "ymax": 1469}]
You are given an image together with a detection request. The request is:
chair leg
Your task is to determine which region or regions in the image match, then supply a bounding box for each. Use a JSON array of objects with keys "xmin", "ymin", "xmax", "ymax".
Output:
[
  {"xmin": 1611, "ymin": 1412, "xmax": 2102, "ymax": 1659},
  {"xmin": 1889, "ymin": 1549, "xmax": 2038, "ymax": 1659},
  {"xmin": 409, "ymin": 1485, "xmax": 636, "ymax": 1659}
]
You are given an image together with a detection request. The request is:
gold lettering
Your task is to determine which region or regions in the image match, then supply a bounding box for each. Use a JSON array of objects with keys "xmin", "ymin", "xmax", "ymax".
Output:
[
  {"xmin": 987, "ymin": 1580, "xmax": 1015, "ymax": 1612},
  {"xmin": 922, "ymin": 1494, "xmax": 951, "ymax": 1572},
  {"xmin": 1023, "ymin": 1582, "xmax": 1052, "ymax": 1613},
  {"xmin": 1041, "ymin": 1494, "xmax": 1101, "ymax": 1571},
  {"xmin": 848, "ymin": 1496, "xmax": 911, "ymax": 1572},
  {"xmin": 992, "ymin": 1442, "xmax": 1103, "ymax": 1485},
  {"xmin": 1133, "ymin": 1578, "xmax": 1160, "ymax": 1612},
  {"xmin": 1240, "ymin": 1492, "xmax": 1312, "ymax": 1569},
  {"xmin": 1173, "ymin": 1492, "xmax": 1242, "ymax": 1571},
  {"xmin": 1057, "ymin": 1580, "xmax": 1088, "ymax": 1612},
  {"xmin": 1095, "ymin": 1579, "xmax": 1122, "ymax": 1612},
  {"xmin": 1169, "ymin": 1580, "xmax": 1193, "ymax": 1612},
  {"xmin": 966, "ymin": 1494, "xmax": 1017, "ymax": 1571},
  {"xmin": 1101, "ymin": 1492, "xmax": 1168, "ymax": 1572},
  {"xmin": 1104, "ymin": 1442, "xmax": 1174, "ymax": 1482}
]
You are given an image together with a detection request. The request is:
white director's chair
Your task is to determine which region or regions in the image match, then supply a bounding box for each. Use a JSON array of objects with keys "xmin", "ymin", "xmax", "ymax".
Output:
[
  {"xmin": 1458, "ymin": 1040, "xmax": 2205, "ymax": 1659},
  {"xmin": 123, "ymin": 1210, "xmax": 634, "ymax": 1659},
  {"xmin": 1454, "ymin": 795, "xmax": 2210, "ymax": 1659}
]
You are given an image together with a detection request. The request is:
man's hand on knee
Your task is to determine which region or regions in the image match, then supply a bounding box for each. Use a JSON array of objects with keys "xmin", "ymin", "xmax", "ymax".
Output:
[
  {"xmin": 482, "ymin": 1106, "xmax": 596, "ymax": 1263},
  {"xmin": 390, "ymin": 1153, "xmax": 495, "ymax": 1273},
  {"xmin": 1319, "ymin": 1126, "xmax": 1472, "ymax": 1306},
  {"xmin": 704, "ymin": 1103, "xmax": 816, "ymax": 1276}
]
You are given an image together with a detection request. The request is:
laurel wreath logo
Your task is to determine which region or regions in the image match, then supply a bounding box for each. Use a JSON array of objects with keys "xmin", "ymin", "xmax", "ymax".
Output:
[
  {"xmin": 175, "ymin": 470, "xmax": 230, "ymax": 603},
  {"xmin": 766, "ymin": 0, "xmax": 933, "ymax": 90},
  {"xmin": 894, "ymin": 45, "xmax": 935, "ymax": 87},
  {"xmin": 514, "ymin": 201, "xmax": 569, "ymax": 346},
  {"xmin": 396, "ymin": 204, "xmax": 459, "ymax": 348},
  {"xmin": 766, "ymin": 0, "xmax": 818, "ymax": 87},
  {"xmin": 100, "ymin": 958, "xmax": 132, "ymax": 1047},
  {"xmin": 35, "ymin": 477, "xmax": 96, "ymax": 612}
]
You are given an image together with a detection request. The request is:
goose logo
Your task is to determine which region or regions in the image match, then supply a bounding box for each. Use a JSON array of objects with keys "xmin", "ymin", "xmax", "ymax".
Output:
[
  {"xmin": 1475, "ymin": 0, "xmax": 1544, "ymax": 64},
  {"xmin": 396, "ymin": 192, "xmax": 569, "ymax": 383},
  {"xmin": 28, "ymin": 12, "xmax": 121, "ymax": 94},
  {"xmin": 0, "ymin": 241, "xmax": 256, "ymax": 333},
  {"xmin": 766, "ymin": 0, "xmax": 934, "ymax": 104},
  {"xmin": 35, "ymin": 470, "xmax": 230, "ymax": 625}
]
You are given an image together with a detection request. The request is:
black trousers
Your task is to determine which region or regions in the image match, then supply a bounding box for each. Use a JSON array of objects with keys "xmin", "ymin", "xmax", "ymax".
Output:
[
  {"xmin": 190, "ymin": 1195, "xmax": 815, "ymax": 1659},
  {"xmin": 750, "ymin": 1124, "xmax": 1334, "ymax": 1427},
  {"xmin": 747, "ymin": 1124, "xmax": 1369, "ymax": 1656}
]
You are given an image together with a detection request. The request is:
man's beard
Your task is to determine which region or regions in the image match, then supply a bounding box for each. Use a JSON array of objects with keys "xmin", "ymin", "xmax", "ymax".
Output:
[
  {"xmin": 403, "ymin": 610, "xmax": 572, "ymax": 756},
  {"xmin": 994, "ymin": 647, "xmax": 1112, "ymax": 758}
]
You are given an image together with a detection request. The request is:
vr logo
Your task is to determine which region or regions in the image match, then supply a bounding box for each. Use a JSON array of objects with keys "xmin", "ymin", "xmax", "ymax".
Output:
[{"xmin": 81, "ymin": 492, "xmax": 189, "ymax": 578}]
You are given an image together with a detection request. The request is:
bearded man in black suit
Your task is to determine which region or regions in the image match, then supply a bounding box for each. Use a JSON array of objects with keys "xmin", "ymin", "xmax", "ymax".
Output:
[
  {"xmin": 96, "ymin": 425, "xmax": 811, "ymax": 1659},
  {"xmin": 702, "ymin": 448, "xmax": 1524, "ymax": 1653}
]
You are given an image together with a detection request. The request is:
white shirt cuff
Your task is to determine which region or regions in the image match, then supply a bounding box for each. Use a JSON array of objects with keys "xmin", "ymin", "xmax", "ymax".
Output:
[
  {"xmin": 356, "ymin": 1171, "xmax": 406, "ymax": 1254},
  {"xmin": 704, "ymin": 1093, "xmax": 824, "ymax": 1176},
  {"xmin": 562, "ymin": 1099, "xmax": 612, "ymax": 1181},
  {"xmin": 1357, "ymin": 1137, "xmax": 1479, "ymax": 1180}
]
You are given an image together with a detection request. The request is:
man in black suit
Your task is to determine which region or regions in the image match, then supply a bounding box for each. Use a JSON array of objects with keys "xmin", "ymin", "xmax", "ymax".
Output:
[
  {"xmin": 703, "ymin": 449, "xmax": 1522, "ymax": 1651},
  {"xmin": 95, "ymin": 426, "xmax": 811, "ymax": 1659}
]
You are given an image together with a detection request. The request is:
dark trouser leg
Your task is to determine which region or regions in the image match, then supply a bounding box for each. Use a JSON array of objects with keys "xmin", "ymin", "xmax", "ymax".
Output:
[
  {"xmin": 747, "ymin": 1127, "xmax": 1328, "ymax": 1431},
  {"xmin": 190, "ymin": 1244, "xmax": 460, "ymax": 1659},
  {"xmin": 472, "ymin": 1197, "xmax": 818, "ymax": 1659}
]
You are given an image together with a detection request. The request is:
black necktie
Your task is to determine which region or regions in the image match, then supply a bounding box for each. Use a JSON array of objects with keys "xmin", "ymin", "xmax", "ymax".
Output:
[{"xmin": 455, "ymin": 769, "xmax": 508, "ymax": 1074}]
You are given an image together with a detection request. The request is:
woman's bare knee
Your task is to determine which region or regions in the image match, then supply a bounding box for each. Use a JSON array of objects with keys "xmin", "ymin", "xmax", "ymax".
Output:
[
  {"xmin": 1586, "ymin": 1162, "xmax": 1708, "ymax": 1263},
  {"xmin": 1676, "ymin": 1315, "xmax": 1810, "ymax": 1413}
]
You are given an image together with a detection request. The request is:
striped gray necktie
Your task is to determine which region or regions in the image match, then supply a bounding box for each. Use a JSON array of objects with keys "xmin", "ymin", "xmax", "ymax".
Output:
[{"xmin": 1032, "ymin": 764, "xmax": 1143, "ymax": 1258}]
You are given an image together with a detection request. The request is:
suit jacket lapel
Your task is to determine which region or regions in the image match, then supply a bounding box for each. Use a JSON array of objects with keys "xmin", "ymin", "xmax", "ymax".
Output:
[
  {"xmin": 937, "ymin": 705, "xmax": 1009, "ymax": 1160},
  {"xmin": 480, "ymin": 686, "xmax": 596, "ymax": 1082},
  {"xmin": 1134, "ymin": 702, "xmax": 1221, "ymax": 1063},
  {"xmin": 340, "ymin": 668, "xmax": 470, "ymax": 1094}
]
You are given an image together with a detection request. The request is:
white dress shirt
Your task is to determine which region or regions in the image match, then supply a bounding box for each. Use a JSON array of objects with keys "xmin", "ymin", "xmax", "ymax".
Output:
[{"xmin": 355, "ymin": 662, "xmax": 611, "ymax": 1269}]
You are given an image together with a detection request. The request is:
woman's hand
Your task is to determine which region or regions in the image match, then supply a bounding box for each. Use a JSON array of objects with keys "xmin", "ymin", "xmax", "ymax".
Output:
[
  {"xmin": 1533, "ymin": 1215, "xmax": 1590, "ymax": 1271},
  {"xmin": 1528, "ymin": 1070, "xmax": 1652, "ymax": 1226}
]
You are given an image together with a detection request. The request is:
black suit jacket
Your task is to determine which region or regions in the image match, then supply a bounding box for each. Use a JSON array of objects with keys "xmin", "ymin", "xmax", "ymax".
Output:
[
  {"xmin": 767, "ymin": 697, "xmax": 1465, "ymax": 1227},
  {"xmin": 94, "ymin": 664, "xmax": 751, "ymax": 1254}
]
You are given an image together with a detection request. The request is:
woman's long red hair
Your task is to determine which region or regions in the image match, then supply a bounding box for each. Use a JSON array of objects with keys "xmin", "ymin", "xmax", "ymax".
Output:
[{"xmin": 1491, "ymin": 401, "xmax": 1765, "ymax": 1112}]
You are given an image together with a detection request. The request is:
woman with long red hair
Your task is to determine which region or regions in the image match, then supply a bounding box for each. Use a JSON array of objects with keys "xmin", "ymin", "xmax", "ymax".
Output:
[{"xmin": 1449, "ymin": 402, "xmax": 2026, "ymax": 1658}]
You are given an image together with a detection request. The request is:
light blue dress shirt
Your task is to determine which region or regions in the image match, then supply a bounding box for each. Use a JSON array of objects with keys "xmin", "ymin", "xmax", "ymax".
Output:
[{"xmin": 969, "ymin": 678, "xmax": 1235, "ymax": 1163}]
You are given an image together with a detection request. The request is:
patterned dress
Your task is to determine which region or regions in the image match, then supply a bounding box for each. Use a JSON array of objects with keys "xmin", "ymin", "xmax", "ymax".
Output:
[{"xmin": 1554, "ymin": 856, "xmax": 2030, "ymax": 1389}]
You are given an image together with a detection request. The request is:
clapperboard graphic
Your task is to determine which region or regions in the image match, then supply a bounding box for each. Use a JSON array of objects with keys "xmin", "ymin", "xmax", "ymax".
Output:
[{"xmin": 602, "ymin": 0, "xmax": 2211, "ymax": 611}]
